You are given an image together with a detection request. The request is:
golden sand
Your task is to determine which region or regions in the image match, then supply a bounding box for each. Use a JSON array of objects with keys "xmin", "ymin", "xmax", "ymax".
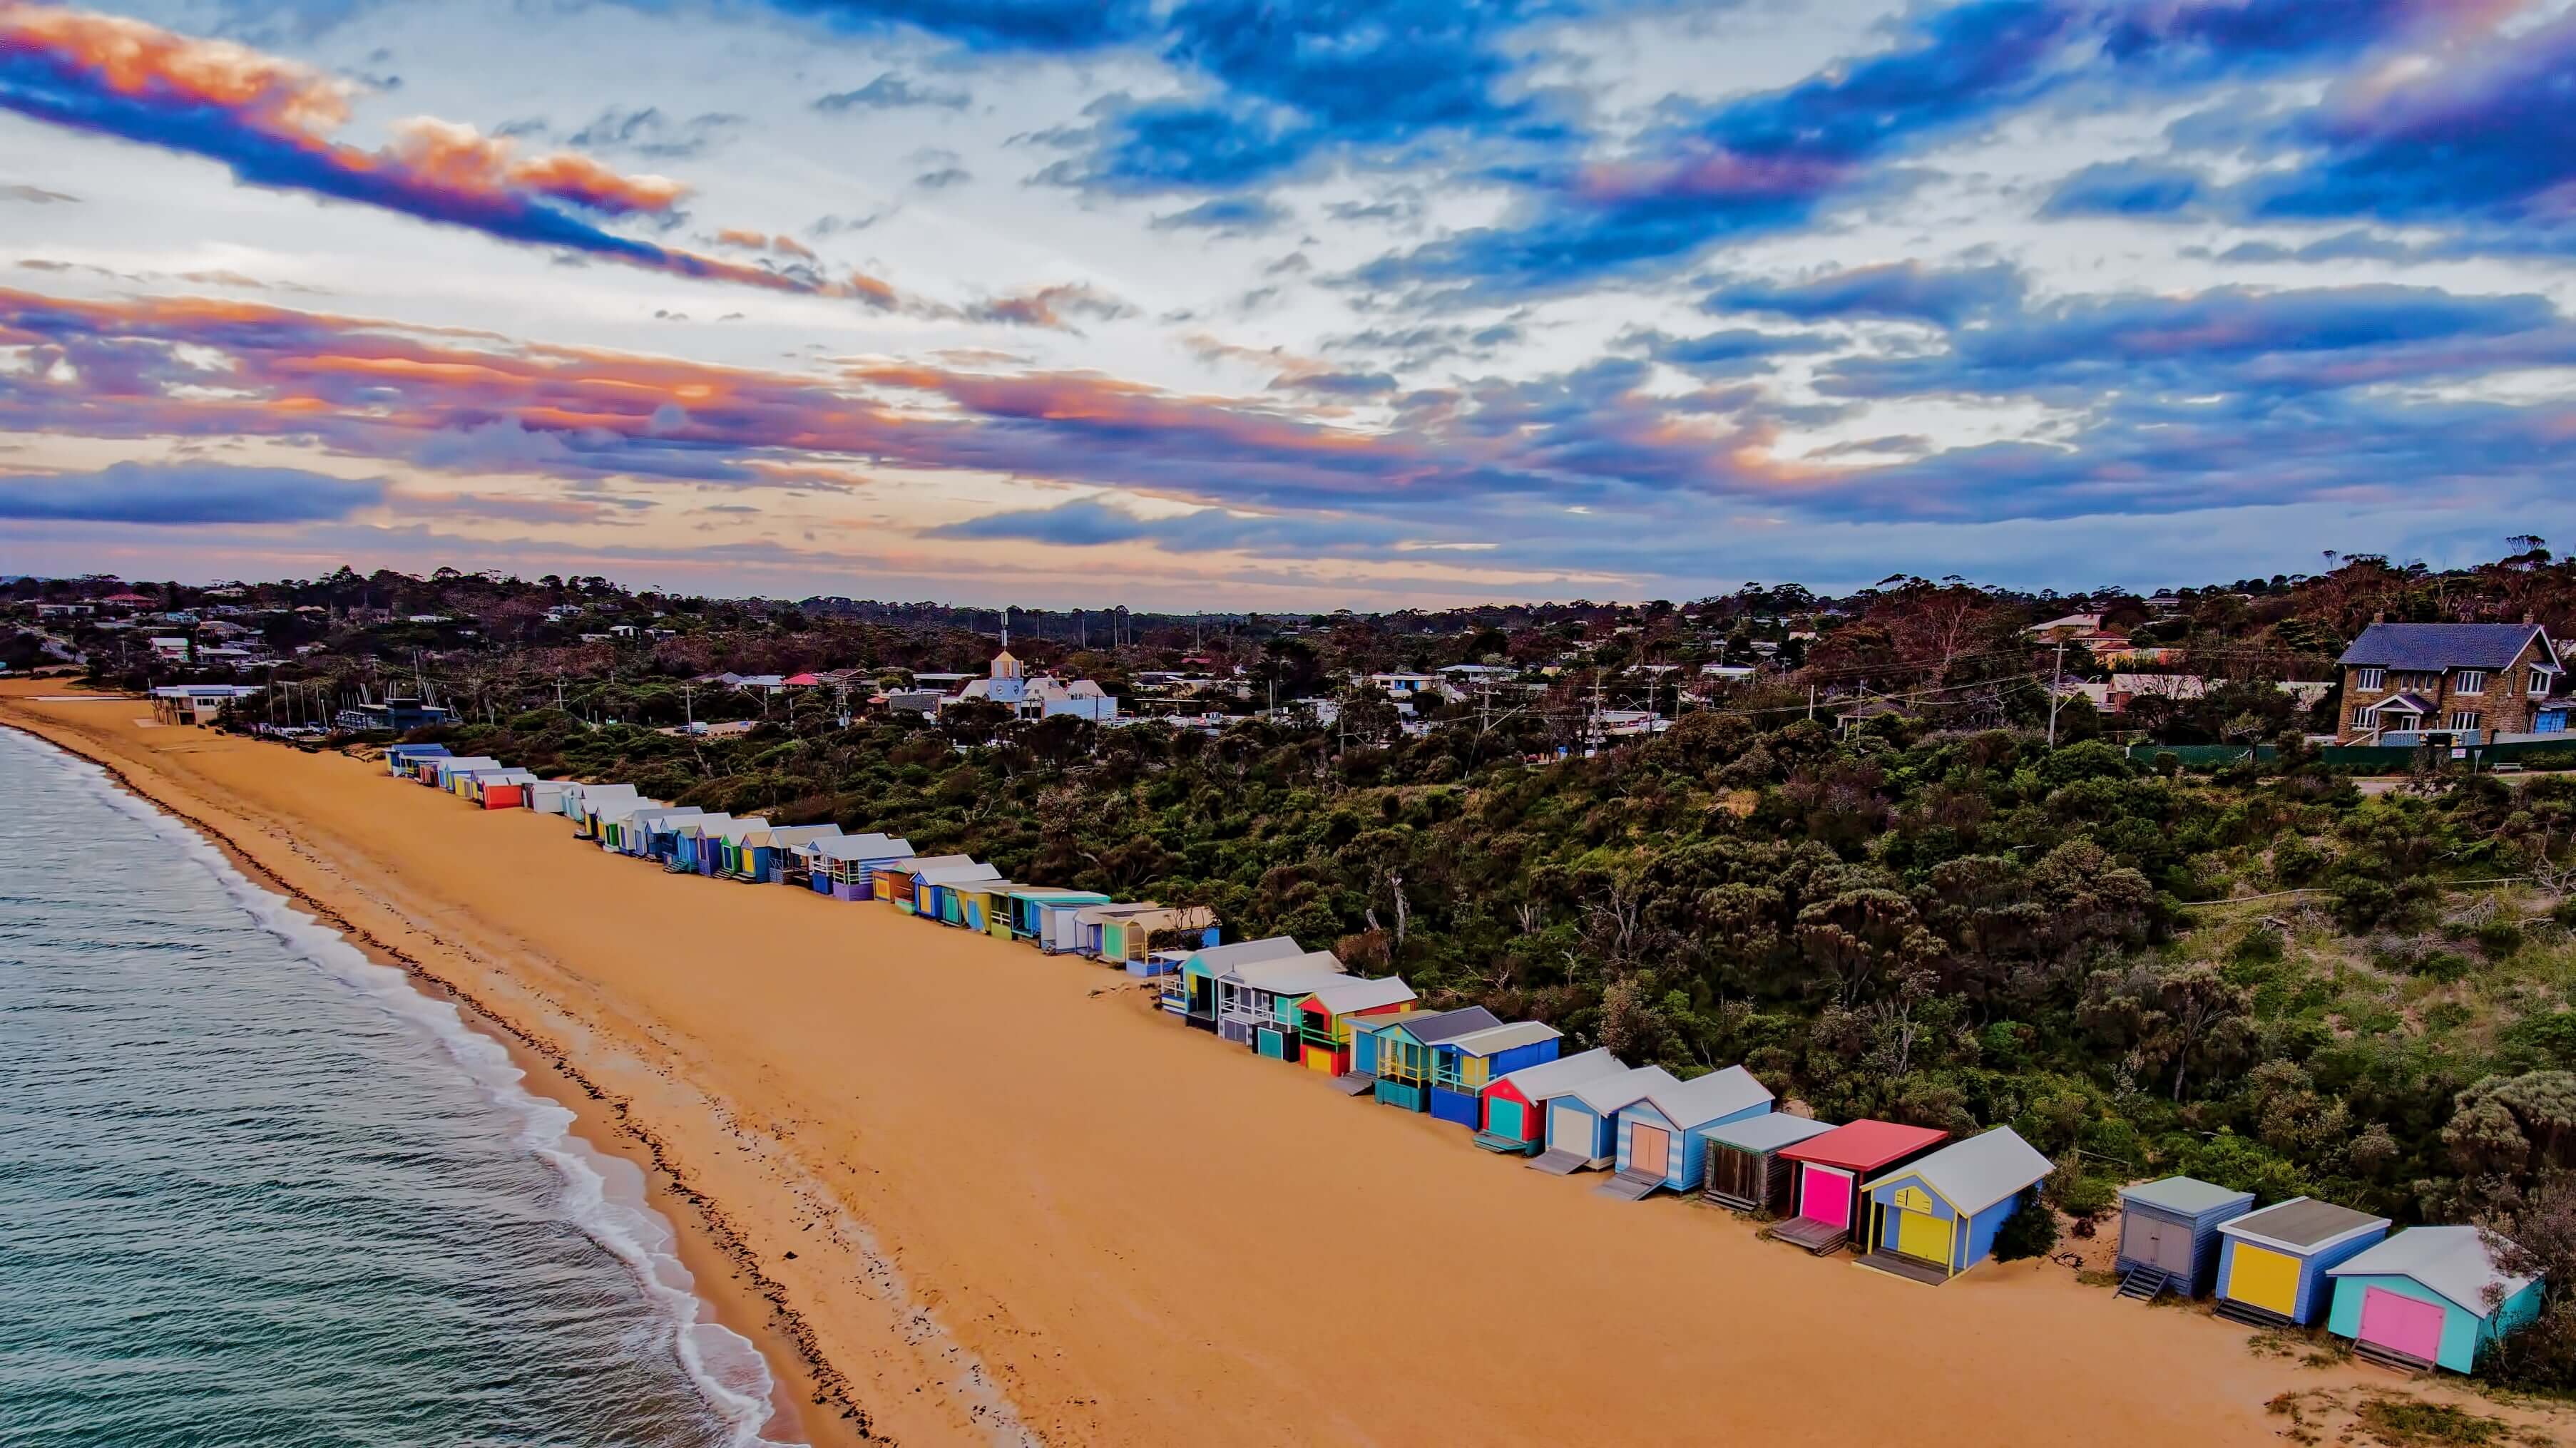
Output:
[{"xmin": 6, "ymin": 682, "xmax": 2550, "ymax": 1447}]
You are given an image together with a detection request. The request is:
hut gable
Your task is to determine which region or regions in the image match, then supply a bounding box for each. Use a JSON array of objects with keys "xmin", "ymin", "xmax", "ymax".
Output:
[
  {"xmin": 1387, "ymin": 1006, "xmax": 1504, "ymax": 1046},
  {"xmin": 1302, "ymin": 976, "xmax": 1416, "ymax": 1017},
  {"xmin": 1879, "ymin": 1128, "xmax": 2054, "ymax": 1216},
  {"xmin": 1703, "ymin": 1113, "xmax": 1834, "ymax": 1153},
  {"xmin": 1490, "ymin": 1048, "xmax": 1625, "ymax": 1104},
  {"xmin": 2326, "ymin": 1227, "xmax": 2536, "ymax": 1319},
  {"xmin": 1638, "ymin": 1066, "xmax": 1774, "ymax": 1131}
]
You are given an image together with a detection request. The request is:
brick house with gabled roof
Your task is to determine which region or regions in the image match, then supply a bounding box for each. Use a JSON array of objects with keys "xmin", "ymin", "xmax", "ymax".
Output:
[{"xmin": 2334, "ymin": 619, "xmax": 2564, "ymax": 744}]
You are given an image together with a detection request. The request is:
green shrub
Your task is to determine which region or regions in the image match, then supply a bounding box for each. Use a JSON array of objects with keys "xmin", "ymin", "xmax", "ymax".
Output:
[
  {"xmin": 2473, "ymin": 918, "xmax": 2525, "ymax": 960},
  {"xmin": 2052, "ymin": 1174, "xmax": 2118, "ymax": 1219},
  {"xmin": 1991, "ymin": 1199, "xmax": 2063, "ymax": 1261}
]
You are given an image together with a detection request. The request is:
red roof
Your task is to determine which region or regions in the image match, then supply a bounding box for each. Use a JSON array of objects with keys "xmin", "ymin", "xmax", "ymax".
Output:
[
  {"xmin": 1776, "ymin": 1119, "xmax": 1947, "ymax": 1171},
  {"xmin": 782, "ymin": 672, "xmax": 822, "ymax": 686}
]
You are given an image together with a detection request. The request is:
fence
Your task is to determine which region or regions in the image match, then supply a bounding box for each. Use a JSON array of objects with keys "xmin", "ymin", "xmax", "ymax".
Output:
[{"xmin": 2127, "ymin": 742, "xmax": 2576, "ymax": 771}]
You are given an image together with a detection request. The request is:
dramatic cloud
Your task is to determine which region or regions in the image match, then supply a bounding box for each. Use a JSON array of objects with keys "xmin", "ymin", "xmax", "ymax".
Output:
[
  {"xmin": 958, "ymin": 282, "xmax": 1134, "ymax": 330},
  {"xmin": 812, "ymin": 72, "xmax": 971, "ymax": 113},
  {"xmin": 0, "ymin": 460, "xmax": 386, "ymax": 523},
  {"xmin": 1704, "ymin": 262, "xmax": 2027, "ymax": 329},
  {"xmin": 1148, "ymin": 195, "xmax": 1292, "ymax": 236},
  {"xmin": 0, "ymin": 6, "xmax": 895, "ymax": 299}
]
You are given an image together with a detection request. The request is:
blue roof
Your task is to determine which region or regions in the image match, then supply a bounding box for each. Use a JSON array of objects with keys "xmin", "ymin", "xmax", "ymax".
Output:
[{"xmin": 2339, "ymin": 622, "xmax": 2547, "ymax": 672}]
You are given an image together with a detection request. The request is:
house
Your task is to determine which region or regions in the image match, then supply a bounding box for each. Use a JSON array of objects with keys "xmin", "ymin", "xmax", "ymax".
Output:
[
  {"xmin": 1371, "ymin": 1007, "xmax": 1504, "ymax": 1113},
  {"xmin": 1294, "ymin": 977, "xmax": 1419, "ymax": 1082},
  {"xmin": 1366, "ymin": 672, "xmax": 1446, "ymax": 699},
  {"xmin": 2214, "ymin": 1197, "xmax": 2393, "ymax": 1328},
  {"xmin": 1475, "ymin": 1049, "xmax": 1626, "ymax": 1156},
  {"xmin": 1004, "ymin": 888, "xmax": 1109, "ymax": 943},
  {"xmin": 2336, "ymin": 619, "xmax": 2562, "ymax": 744},
  {"xmin": 2326, "ymin": 1226, "xmax": 2545, "ymax": 1374},
  {"xmin": 1858, "ymin": 1127, "xmax": 2055, "ymax": 1283},
  {"xmin": 149, "ymin": 635, "xmax": 192, "ymax": 662},
  {"xmin": 2113, "ymin": 1176, "xmax": 2254, "ymax": 1300},
  {"xmin": 1772, "ymin": 1121, "xmax": 1949, "ymax": 1255},
  {"xmin": 954, "ymin": 647, "xmax": 1120, "ymax": 721},
  {"xmin": 1170, "ymin": 937, "xmax": 1307, "ymax": 1026},
  {"xmin": 2025, "ymin": 612, "xmax": 2105, "ymax": 636},
  {"xmin": 1426, "ymin": 1021, "xmax": 1563, "ymax": 1129},
  {"xmin": 1530, "ymin": 1064, "xmax": 1678, "ymax": 1175},
  {"xmin": 1700, "ymin": 1113, "xmax": 1837, "ymax": 1213},
  {"xmin": 1215, "ymin": 954, "xmax": 1349, "ymax": 1055},
  {"xmin": 1599, "ymin": 1067, "xmax": 1775, "ymax": 1201},
  {"xmin": 147, "ymin": 683, "xmax": 264, "ymax": 724}
]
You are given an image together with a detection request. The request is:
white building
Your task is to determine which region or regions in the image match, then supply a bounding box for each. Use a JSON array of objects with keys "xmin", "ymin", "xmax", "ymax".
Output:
[{"xmin": 957, "ymin": 647, "xmax": 1120, "ymax": 722}]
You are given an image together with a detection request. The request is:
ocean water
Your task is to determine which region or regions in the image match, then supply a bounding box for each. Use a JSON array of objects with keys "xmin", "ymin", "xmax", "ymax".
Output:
[{"xmin": 0, "ymin": 728, "xmax": 792, "ymax": 1448}]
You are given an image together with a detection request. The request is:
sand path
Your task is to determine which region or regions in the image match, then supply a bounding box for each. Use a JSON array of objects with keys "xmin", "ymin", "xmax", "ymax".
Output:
[{"xmin": 3, "ymin": 686, "xmax": 2504, "ymax": 1447}]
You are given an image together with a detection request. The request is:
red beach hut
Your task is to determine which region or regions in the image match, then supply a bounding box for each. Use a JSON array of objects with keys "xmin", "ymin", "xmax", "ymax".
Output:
[{"xmin": 1772, "ymin": 1120, "xmax": 1947, "ymax": 1255}]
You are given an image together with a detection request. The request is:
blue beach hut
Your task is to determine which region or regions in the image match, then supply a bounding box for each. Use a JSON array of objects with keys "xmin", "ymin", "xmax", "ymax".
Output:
[
  {"xmin": 1426, "ymin": 1021, "xmax": 1563, "ymax": 1129},
  {"xmin": 1859, "ymin": 1126, "xmax": 2054, "ymax": 1283},
  {"xmin": 1600, "ymin": 1066, "xmax": 1774, "ymax": 1200},
  {"xmin": 1530, "ymin": 1065, "xmax": 1677, "ymax": 1175},
  {"xmin": 2214, "ymin": 1197, "xmax": 2391, "ymax": 1328},
  {"xmin": 385, "ymin": 743, "xmax": 448, "ymax": 776},
  {"xmin": 2113, "ymin": 1176, "xmax": 2254, "ymax": 1300},
  {"xmin": 2326, "ymin": 1226, "xmax": 2545, "ymax": 1374}
]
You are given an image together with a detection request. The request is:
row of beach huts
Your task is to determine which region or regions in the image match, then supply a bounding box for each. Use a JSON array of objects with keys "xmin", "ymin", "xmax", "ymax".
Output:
[{"xmin": 387, "ymin": 741, "xmax": 2548, "ymax": 1377}]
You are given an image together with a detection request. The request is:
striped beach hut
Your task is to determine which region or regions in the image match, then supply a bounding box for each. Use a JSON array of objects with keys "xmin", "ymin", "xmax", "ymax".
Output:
[
  {"xmin": 384, "ymin": 743, "xmax": 449, "ymax": 776},
  {"xmin": 741, "ymin": 825, "xmax": 841, "ymax": 883},
  {"xmin": 1772, "ymin": 1120, "xmax": 1948, "ymax": 1254},
  {"xmin": 2326, "ymin": 1227, "xmax": 2545, "ymax": 1374},
  {"xmin": 625, "ymin": 806, "xmax": 705, "ymax": 860},
  {"xmin": 804, "ymin": 833, "xmax": 915, "ymax": 900},
  {"xmin": 911, "ymin": 859, "xmax": 1002, "ymax": 918},
  {"xmin": 1599, "ymin": 1067, "xmax": 1774, "ymax": 1201},
  {"xmin": 1170, "ymin": 937, "xmax": 1307, "ymax": 1026},
  {"xmin": 1428, "ymin": 1022, "xmax": 1564, "ymax": 1129},
  {"xmin": 2214, "ymin": 1197, "xmax": 2391, "ymax": 1328},
  {"xmin": 1295, "ymin": 977, "xmax": 1417, "ymax": 1082},
  {"xmin": 1371, "ymin": 1007, "xmax": 1503, "ymax": 1113},
  {"xmin": 2113, "ymin": 1177, "xmax": 2254, "ymax": 1300},
  {"xmin": 1530, "ymin": 1065, "xmax": 1677, "ymax": 1174},
  {"xmin": 1475, "ymin": 1047, "xmax": 1624, "ymax": 1155},
  {"xmin": 667, "ymin": 814, "xmax": 736, "ymax": 873},
  {"xmin": 1859, "ymin": 1127, "xmax": 2054, "ymax": 1283},
  {"xmin": 1700, "ymin": 1113, "xmax": 1836, "ymax": 1213},
  {"xmin": 1007, "ymin": 888, "xmax": 1108, "ymax": 943},
  {"xmin": 1216, "ymin": 953, "xmax": 1349, "ymax": 1054},
  {"xmin": 953, "ymin": 879, "xmax": 1028, "ymax": 935}
]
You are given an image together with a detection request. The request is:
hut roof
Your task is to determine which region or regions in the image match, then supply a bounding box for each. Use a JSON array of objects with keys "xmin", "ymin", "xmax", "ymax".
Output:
[
  {"xmin": 712, "ymin": 818, "xmax": 770, "ymax": 839},
  {"xmin": 1225, "ymin": 954, "xmax": 1348, "ymax": 991},
  {"xmin": 814, "ymin": 832, "xmax": 913, "ymax": 860},
  {"xmin": 1702, "ymin": 1113, "xmax": 1836, "ymax": 1153},
  {"xmin": 1299, "ymin": 976, "xmax": 1416, "ymax": 1015},
  {"xmin": 764, "ymin": 825, "xmax": 844, "ymax": 847},
  {"xmin": 1077, "ymin": 902, "xmax": 1167, "ymax": 922},
  {"xmin": 916, "ymin": 861, "xmax": 1003, "ymax": 886},
  {"xmin": 1008, "ymin": 886, "xmax": 1106, "ymax": 903},
  {"xmin": 1778, "ymin": 1119, "xmax": 1948, "ymax": 1172},
  {"xmin": 1491, "ymin": 1047, "xmax": 1625, "ymax": 1102},
  {"xmin": 2120, "ymin": 1176, "xmax": 2254, "ymax": 1218},
  {"xmin": 1447, "ymin": 1020, "xmax": 1564, "ymax": 1058},
  {"xmin": 1874, "ymin": 1127, "xmax": 2052, "ymax": 1216},
  {"xmin": 2326, "ymin": 1226, "xmax": 2537, "ymax": 1316},
  {"xmin": 1186, "ymin": 937, "xmax": 1307, "ymax": 973},
  {"xmin": 1390, "ymin": 1005, "xmax": 1504, "ymax": 1045},
  {"xmin": 1565, "ymin": 1064, "xmax": 1679, "ymax": 1115},
  {"xmin": 1636, "ymin": 1065, "xmax": 1774, "ymax": 1131},
  {"xmin": 2220, "ymin": 1197, "xmax": 2391, "ymax": 1254}
]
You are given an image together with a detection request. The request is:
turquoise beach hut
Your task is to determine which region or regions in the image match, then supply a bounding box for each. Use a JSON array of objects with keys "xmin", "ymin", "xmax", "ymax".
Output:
[{"xmin": 2326, "ymin": 1227, "xmax": 2543, "ymax": 1373}]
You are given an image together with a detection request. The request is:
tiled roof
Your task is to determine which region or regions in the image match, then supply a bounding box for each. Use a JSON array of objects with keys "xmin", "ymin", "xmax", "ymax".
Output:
[{"xmin": 2339, "ymin": 622, "xmax": 2545, "ymax": 672}]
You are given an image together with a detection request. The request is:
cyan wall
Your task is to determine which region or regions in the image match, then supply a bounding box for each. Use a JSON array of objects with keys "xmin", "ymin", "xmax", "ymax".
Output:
[{"xmin": 2328, "ymin": 1274, "xmax": 2546, "ymax": 1374}]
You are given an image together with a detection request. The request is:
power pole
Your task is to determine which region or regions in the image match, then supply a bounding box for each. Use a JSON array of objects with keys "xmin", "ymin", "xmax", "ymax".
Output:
[{"xmin": 2048, "ymin": 639, "xmax": 2068, "ymax": 748}]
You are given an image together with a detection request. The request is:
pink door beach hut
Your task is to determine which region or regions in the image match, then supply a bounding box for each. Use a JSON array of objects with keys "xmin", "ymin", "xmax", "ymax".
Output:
[
  {"xmin": 1772, "ymin": 1120, "xmax": 1948, "ymax": 1254},
  {"xmin": 2325, "ymin": 1227, "xmax": 2545, "ymax": 1374}
]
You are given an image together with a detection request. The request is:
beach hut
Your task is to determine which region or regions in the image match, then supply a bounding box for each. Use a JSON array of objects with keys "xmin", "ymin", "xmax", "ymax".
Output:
[
  {"xmin": 1600, "ymin": 1067, "xmax": 1774, "ymax": 1200},
  {"xmin": 1700, "ymin": 1113, "xmax": 1836, "ymax": 1213},
  {"xmin": 1065, "ymin": 903, "xmax": 1162, "ymax": 960},
  {"xmin": 523, "ymin": 781, "xmax": 573, "ymax": 816},
  {"xmin": 1090, "ymin": 905, "xmax": 1218, "ymax": 967},
  {"xmin": 707, "ymin": 817, "xmax": 771, "ymax": 878},
  {"xmin": 804, "ymin": 833, "xmax": 914, "ymax": 900},
  {"xmin": 573, "ymin": 785, "xmax": 640, "ymax": 839},
  {"xmin": 588, "ymin": 794, "xmax": 657, "ymax": 850},
  {"xmin": 741, "ymin": 825, "xmax": 841, "ymax": 883},
  {"xmin": 2112, "ymin": 1177, "xmax": 2254, "ymax": 1300},
  {"xmin": 1295, "ymin": 977, "xmax": 1418, "ymax": 1081},
  {"xmin": 477, "ymin": 771, "xmax": 538, "ymax": 809},
  {"xmin": 666, "ymin": 814, "xmax": 736, "ymax": 873},
  {"xmin": 1530, "ymin": 1065, "xmax": 1677, "ymax": 1174},
  {"xmin": 1772, "ymin": 1121, "xmax": 1949, "ymax": 1254},
  {"xmin": 1170, "ymin": 937, "xmax": 1307, "ymax": 1026},
  {"xmin": 629, "ymin": 806, "xmax": 707, "ymax": 861},
  {"xmin": 872, "ymin": 854, "xmax": 958, "ymax": 912},
  {"xmin": 1006, "ymin": 888, "xmax": 1108, "ymax": 943},
  {"xmin": 1858, "ymin": 1127, "xmax": 2054, "ymax": 1283},
  {"xmin": 431, "ymin": 756, "xmax": 500, "ymax": 791},
  {"xmin": 910, "ymin": 859, "xmax": 1002, "ymax": 918},
  {"xmin": 2214, "ymin": 1197, "xmax": 2392, "ymax": 1328},
  {"xmin": 1428, "ymin": 1022, "xmax": 1565, "ymax": 1129},
  {"xmin": 1341, "ymin": 1014, "xmax": 1412, "ymax": 1096},
  {"xmin": 1475, "ymin": 1047, "xmax": 1624, "ymax": 1155},
  {"xmin": 1371, "ymin": 1007, "xmax": 1504, "ymax": 1113},
  {"xmin": 385, "ymin": 743, "xmax": 449, "ymax": 776},
  {"xmin": 1215, "ymin": 953, "xmax": 1349, "ymax": 1054},
  {"xmin": 2326, "ymin": 1227, "xmax": 2545, "ymax": 1373},
  {"xmin": 950, "ymin": 879, "xmax": 1020, "ymax": 935}
]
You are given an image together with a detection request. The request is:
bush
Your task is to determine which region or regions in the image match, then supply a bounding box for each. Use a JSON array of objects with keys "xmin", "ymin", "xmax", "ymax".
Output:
[
  {"xmin": 2052, "ymin": 1174, "xmax": 2118, "ymax": 1219},
  {"xmin": 2474, "ymin": 919, "xmax": 2526, "ymax": 960},
  {"xmin": 1992, "ymin": 1198, "xmax": 2063, "ymax": 1261},
  {"xmin": 2334, "ymin": 876, "xmax": 2400, "ymax": 933}
]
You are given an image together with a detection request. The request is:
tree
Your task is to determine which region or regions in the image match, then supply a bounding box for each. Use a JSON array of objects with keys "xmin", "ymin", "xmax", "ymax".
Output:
[
  {"xmin": 1795, "ymin": 888, "xmax": 1943, "ymax": 1010},
  {"xmin": 2446, "ymin": 1073, "xmax": 2576, "ymax": 1184},
  {"xmin": 2078, "ymin": 962, "xmax": 2251, "ymax": 1102}
]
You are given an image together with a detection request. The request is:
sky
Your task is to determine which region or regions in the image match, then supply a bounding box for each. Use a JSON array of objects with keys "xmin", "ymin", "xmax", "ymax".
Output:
[{"xmin": 1, "ymin": 0, "xmax": 2573, "ymax": 607}]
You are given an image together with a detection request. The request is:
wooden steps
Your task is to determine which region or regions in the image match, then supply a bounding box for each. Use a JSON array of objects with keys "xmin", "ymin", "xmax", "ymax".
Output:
[
  {"xmin": 1769, "ymin": 1216, "xmax": 1851, "ymax": 1256},
  {"xmin": 1525, "ymin": 1149, "xmax": 1587, "ymax": 1176},
  {"xmin": 1471, "ymin": 1131, "xmax": 1534, "ymax": 1155},
  {"xmin": 2352, "ymin": 1340, "xmax": 2435, "ymax": 1377},
  {"xmin": 1856, "ymin": 1251, "xmax": 1951, "ymax": 1286},
  {"xmin": 1593, "ymin": 1170, "xmax": 1665, "ymax": 1201},
  {"xmin": 2213, "ymin": 1298, "xmax": 2295, "ymax": 1330},
  {"xmin": 2115, "ymin": 1266, "xmax": 2176, "ymax": 1303}
]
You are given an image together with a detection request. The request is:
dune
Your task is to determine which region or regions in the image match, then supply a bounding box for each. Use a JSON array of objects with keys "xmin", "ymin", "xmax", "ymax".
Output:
[{"xmin": 0, "ymin": 682, "xmax": 2478, "ymax": 1447}]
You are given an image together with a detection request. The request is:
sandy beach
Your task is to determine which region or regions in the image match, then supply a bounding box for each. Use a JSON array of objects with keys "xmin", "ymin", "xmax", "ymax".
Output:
[{"xmin": 5, "ymin": 681, "xmax": 2554, "ymax": 1448}]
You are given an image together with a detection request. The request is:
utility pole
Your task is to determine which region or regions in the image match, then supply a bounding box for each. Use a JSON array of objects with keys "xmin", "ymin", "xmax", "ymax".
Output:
[
  {"xmin": 2047, "ymin": 638, "xmax": 2068, "ymax": 748},
  {"xmin": 1806, "ymin": 683, "xmax": 1815, "ymax": 722}
]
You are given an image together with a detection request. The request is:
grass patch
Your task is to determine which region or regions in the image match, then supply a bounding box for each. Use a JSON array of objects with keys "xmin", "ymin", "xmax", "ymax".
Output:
[{"xmin": 2353, "ymin": 1396, "xmax": 2532, "ymax": 1446}]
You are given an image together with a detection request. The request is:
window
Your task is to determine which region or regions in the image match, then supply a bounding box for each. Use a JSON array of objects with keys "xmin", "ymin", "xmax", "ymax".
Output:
[
  {"xmin": 2454, "ymin": 671, "xmax": 2487, "ymax": 694},
  {"xmin": 2448, "ymin": 710, "xmax": 2483, "ymax": 734},
  {"xmin": 2355, "ymin": 667, "xmax": 2386, "ymax": 692},
  {"xmin": 2537, "ymin": 667, "xmax": 2557, "ymax": 697}
]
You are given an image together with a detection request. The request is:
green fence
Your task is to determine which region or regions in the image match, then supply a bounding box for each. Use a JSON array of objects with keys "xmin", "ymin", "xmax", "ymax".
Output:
[
  {"xmin": 2125, "ymin": 745, "xmax": 2277, "ymax": 766},
  {"xmin": 2129, "ymin": 741, "xmax": 2576, "ymax": 771}
]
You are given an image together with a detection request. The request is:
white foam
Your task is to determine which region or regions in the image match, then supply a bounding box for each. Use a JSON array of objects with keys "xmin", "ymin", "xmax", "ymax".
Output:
[{"xmin": 26, "ymin": 734, "xmax": 797, "ymax": 1448}]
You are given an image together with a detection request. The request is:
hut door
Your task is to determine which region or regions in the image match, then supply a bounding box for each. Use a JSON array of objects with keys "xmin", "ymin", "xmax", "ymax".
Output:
[
  {"xmin": 2153, "ymin": 1218, "xmax": 2196, "ymax": 1275},
  {"xmin": 1489, "ymin": 1099, "xmax": 1523, "ymax": 1141},
  {"xmin": 1631, "ymin": 1125, "xmax": 1670, "ymax": 1179},
  {"xmin": 2358, "ymin": 1288, "xmax": 2445, "ymax": 1362},
  {"xmin": 1551, "ymin": 1103, "xmax": 1593, "ymax": 1156},
  {"xmin": 1799, "ymin": 1166, "xmax": 1852, "ymax": 1228}
]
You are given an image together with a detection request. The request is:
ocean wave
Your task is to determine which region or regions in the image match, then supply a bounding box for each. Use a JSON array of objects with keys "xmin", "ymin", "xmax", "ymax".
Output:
[{"xmin": 40, "ymin": 738, "xmax": 795, "ymax": 1448}]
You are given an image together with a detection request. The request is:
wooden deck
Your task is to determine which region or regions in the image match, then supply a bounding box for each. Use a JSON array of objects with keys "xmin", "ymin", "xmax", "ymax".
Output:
[
  {"xmin": 1593, "ymin": 1170, "xmax": 1665, "ymax": 1201},
  {"xmin": 1855, "ymin": 1251, "xmax": 1950, "ymax": 1286},
  {"xmin": 1525, "ymin": 1149, "xmax": 1586, "ymax": 1176},
  {"xmin": 1768, "ymin": 1217, "xmax": 1850, "ymax": 1255},
  {"xmin": 1327, "ymin": 1072, "xmax": 1377, "ymax": 1097}
]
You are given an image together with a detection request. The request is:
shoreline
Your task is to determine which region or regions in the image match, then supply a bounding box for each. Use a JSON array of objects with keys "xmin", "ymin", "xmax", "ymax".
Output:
[
  {"xmin": 0, "ymin": 714, "xmax": 876, "ymax": 1448},
  {"xmin": 10, "ymin": 680, "xmax": 2570, "ymax": 1448}
]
